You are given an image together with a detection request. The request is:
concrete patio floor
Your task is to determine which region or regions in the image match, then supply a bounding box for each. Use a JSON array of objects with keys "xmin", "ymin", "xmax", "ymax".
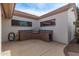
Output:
[{"xmin": 1, "ymin": 39, "xmax": 66, "ymax": 56}]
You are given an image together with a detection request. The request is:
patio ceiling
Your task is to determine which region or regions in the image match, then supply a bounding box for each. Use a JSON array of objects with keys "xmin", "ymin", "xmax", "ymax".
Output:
[{"xmin": 1, "ymin": 3, "xmax": 15, "ymax": 19}]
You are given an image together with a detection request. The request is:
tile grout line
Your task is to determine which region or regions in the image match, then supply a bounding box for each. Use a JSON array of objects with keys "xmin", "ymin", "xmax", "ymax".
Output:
[{"xmin": 40, "ymin": 47, "xmax": 52, "ymax": 56}]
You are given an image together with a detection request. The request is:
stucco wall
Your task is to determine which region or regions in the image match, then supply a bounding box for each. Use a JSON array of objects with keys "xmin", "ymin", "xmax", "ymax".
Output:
[
  {"xmin": 2, "ymin": 12, "xmax": 69, "ymax": 44},
  {"xmin": 38, "ymin": 11, "xmax": 69, "ymax": 44},
  {"xmin": 2, "ymin": 16, "xmax": 37, "ymax": 42},
  {"xmin": 2, "ymin": 6, "xmax": 76, "ymax": 44}
]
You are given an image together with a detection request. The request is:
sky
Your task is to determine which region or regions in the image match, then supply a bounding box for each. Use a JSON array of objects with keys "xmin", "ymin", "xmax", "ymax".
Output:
[
  {"xmin": 15, "ymin": 3, "xmax": 78, "ymax": 16},
  {"xmin": 76, "ymin": 3, "xmax": 79, "ymax": 8}
]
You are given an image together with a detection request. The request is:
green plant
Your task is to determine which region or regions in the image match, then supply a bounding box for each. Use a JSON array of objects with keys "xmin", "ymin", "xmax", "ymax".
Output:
[{"xmin": 74, "ymin": 7, "xmax": 79, "ymax": 43}]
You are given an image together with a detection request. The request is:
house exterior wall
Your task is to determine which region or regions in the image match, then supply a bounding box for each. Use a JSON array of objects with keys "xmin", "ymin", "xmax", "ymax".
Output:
[
  {"xmin": 38, "ymin": 11, "xmax": 69, "ymax": 44},
  {"xmin": 2, "ymin": 16, "xmax": 37, "ymax": 42},
  {"xmin": 1, "ymin": 4, "xmax": 77, "ymax": 44},
  {"xmin": 67, "ymin": 7, "xmax": 76, "ymax": 42}
]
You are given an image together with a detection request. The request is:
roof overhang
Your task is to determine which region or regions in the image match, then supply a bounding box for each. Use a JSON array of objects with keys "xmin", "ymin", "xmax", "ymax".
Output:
[
  {"xmin": 1, "ymin": 3, "xmax": 15, "ymax": 19},
  {"xmin": 40, "ymin": 3, "xmax": 77, "ymax": 19},
  {"xmin": 13, "ymin": 3, "xmax": 77, "ymax": 20},
  {"xmin": 13, "ymin": 10, "xmax": 39, "ymax": 20}
]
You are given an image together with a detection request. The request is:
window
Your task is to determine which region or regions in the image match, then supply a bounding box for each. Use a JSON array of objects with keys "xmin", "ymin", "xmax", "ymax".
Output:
[
  {"xmin": 40, "ymin": 19, "xmax": 56, "ymax": 27},
  {"xmin": 11, "ymin": 19, "xmax": 32, "ymax": 27}
]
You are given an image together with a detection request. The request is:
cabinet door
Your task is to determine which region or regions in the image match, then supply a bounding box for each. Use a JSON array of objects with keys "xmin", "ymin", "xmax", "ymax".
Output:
[
  {"xmin": 19, "ymin": 32, "xmax": 31, "ymax": 40},
  {"xmin": 31, "ymin": 33, "xmax": 41, "ymax": 39},
  {"xmin": 40, "ymin": 32, "xmax": 49, "ymax": 41}
]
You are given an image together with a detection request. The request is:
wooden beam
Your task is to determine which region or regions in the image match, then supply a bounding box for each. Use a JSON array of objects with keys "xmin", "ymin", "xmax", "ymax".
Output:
[{"xmin": 1, "ymin": 3, "xmax": 15, "ymax": 19}]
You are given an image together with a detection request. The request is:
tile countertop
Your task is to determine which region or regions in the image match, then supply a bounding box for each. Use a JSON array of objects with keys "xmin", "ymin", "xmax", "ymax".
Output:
[
  {"xmin": 18, "ymin": 30, "xmax": 53, "ymax": 32},
  {"xmin": 64, "ymin": 39, "xmax": 79, "ymax": 56}
]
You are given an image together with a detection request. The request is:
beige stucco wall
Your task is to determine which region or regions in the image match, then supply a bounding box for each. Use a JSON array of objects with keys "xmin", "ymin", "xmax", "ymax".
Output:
[
  {"xmin": 38, "ymin": 11, "xmax": 69, "ymax": 44},
  {"xmin": 2, "ymin": 16, "xmax": 38, "ymax": 42},
  {"xmin": 2, "ymin": 11, "xmax": 69, "ymax": 44}
]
